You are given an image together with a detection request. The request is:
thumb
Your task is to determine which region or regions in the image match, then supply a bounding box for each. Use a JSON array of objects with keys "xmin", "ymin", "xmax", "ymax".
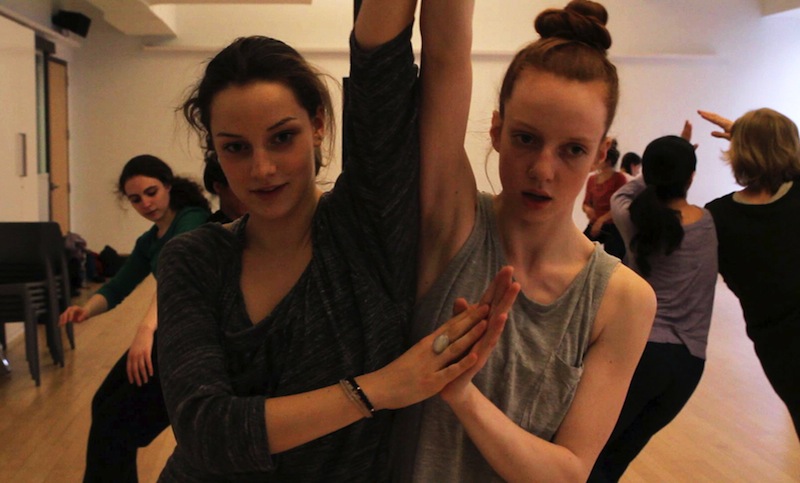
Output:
[{"xmin": 452, "ymin": 297, "xmax": 470, "ymax": 316}]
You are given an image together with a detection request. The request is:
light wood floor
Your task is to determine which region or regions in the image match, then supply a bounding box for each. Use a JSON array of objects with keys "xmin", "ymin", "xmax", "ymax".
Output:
[{"xmin": 0, "ymin": 276, "xmax": 797, "ymax": 482}]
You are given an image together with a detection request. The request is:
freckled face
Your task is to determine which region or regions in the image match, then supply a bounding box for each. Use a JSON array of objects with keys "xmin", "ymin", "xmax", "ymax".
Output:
[
  {"xmin": 210, "ymin": 81, "xmax": 323, "ymax": 222},
  {"xmin": 123, "ymin": 175, "xmax": 172, "ymax": 223},
  {"xmin": 492, "ymin": 69, "xmax": 610, "ymax": 224}
]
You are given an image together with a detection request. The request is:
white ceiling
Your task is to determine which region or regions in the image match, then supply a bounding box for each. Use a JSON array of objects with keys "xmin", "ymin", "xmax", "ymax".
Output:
[
  {"xmin": 82, "ymin": 0, "xmax": 312, "ymax": 37},
  {"xmin": 77, "ymin": 0, "xmax": 800, "ymax": 40}
]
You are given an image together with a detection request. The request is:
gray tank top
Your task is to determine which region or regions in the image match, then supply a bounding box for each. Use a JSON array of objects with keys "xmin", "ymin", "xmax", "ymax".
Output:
[{"xmin": 392, "ymin": 193, "xmax": 619, "ymax": 482}]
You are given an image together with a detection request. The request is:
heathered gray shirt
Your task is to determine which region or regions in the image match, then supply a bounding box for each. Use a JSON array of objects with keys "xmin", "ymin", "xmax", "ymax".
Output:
[
  {"xmin": 392, "ymin": 193, "xmax": 619, "ymax": 482},
  {"xmin": 611, "ymin": 176, "xmax": 717, "ymax": 359},
  {"xmin": 156, "ymin": 26, "xmax": 420, "ymax": 482}
]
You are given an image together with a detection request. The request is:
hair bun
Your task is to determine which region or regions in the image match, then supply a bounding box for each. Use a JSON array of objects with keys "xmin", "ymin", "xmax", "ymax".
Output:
[{"xmin": 534, "ymin": 0, "xmax": 612, "ymax": 51}]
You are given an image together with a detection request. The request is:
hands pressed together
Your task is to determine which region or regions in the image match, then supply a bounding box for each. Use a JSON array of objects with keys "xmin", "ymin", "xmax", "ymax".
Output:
[{"xmin": 362, "ymin": 266, "xmax": 520, "ymax": 411}]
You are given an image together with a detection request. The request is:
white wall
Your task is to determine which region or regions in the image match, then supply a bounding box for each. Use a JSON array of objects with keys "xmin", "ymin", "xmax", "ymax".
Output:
[
  {"xmin": 0, "ymin": 14, "xmax": 40, "ymax": 222},
  {"xmin": 4, "ymin": 0, "xmax": 800, "ymax": 250}
]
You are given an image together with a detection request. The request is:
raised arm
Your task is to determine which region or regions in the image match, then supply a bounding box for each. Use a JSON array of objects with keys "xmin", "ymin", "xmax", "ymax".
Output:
[
  {"xmin": 417, "ymin": 0, "xmax": 478, "ymax": 296},
  {"xmin": 353, "ymin": 0, "xmax": 416, "ymax": 50},
  {"xmin": 610, "ymin": 175, "xmax": 646, "ymax": 248}
]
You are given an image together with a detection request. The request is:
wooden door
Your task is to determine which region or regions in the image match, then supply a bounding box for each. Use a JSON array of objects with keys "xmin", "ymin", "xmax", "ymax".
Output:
[{"xmin": 47, "ymin": 58, "xmax": 70, "ymax": 233}]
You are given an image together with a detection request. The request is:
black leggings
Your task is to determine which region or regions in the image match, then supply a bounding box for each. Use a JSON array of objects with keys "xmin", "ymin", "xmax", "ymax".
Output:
[
  {"xmin": 83, "ymin": 335, "xmax": 170, "ymax": 483},
  {"xmin": 751, "ymin": 319, "xmax": 800, "ymax": 438},
  {"xmin": 589, "ymin": 342, "xmax": 705, "ymax": 482}
]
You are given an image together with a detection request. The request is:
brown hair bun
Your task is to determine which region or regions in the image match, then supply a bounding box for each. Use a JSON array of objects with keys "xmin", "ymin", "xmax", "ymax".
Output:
[{"xmin": 534, "ymin": 0, "xmax": 611, "ymax": 51}]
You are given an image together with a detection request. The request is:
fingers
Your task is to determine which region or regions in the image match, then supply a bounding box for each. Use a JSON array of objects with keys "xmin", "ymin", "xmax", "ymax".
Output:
[
  {"xmin": 478, "ymin": 272, "xmax": 499, "ymax": 306},
  {"xmin": 146, "ymin": 353, "xmax": 154, "ymax": 378},
  {"xmin": 436, "ymin": 304, "xmax": 489, "ymax": 345},
  {"xmin": 452, "ymin": 297, "xmax": 470, "ymax": 316},
  {"xmin": 439, "ymin": 319, "xmax": 488, "ymax": 361},
  {"xmin": 126, "ymin": 354, "xmax": 137, "ymax": 385},
  {"xmin": 711, "ymin": 131, "xmax": 732, "ymax": 140},
  {"xmin": 436, "ymin": 351, "xmax": 478, "ymax": 381},
  {"xmin": 698, "ymin": 110, "xmax": 733, "ymax": 132},
  {"xmin": 59, "ymin": 306, "xmax": 84, "ymax": 326},
  {"xmin": 126, "ymin": 351, "xmax": 151, "ymax": 386},
  {"xmin": 480, "ymin": 265, "xmax": 514, "ymax": 314},
  {"xmin": 489, "ymin": 282, "xmax": 520, "ymax": 325},
  {"xmin": 680, "ymin": 120, "xmax": 693, "ymax": 141}
]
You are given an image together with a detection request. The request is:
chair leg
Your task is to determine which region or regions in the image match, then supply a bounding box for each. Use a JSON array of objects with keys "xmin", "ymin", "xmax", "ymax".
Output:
[
  {"xmin": 0, "ymin": 324, "xmax": 8, "ymax": 374},
  {"xmin": 45, "ymin": 291, "xmax": 65, "ymax": 367},
  {"xmin": 66, "ymin": 321, "xmax": 75, "ymax": 349},
  {"xmin": 23, "ymin": 303, "xmax": 40, "ymax": 386}
]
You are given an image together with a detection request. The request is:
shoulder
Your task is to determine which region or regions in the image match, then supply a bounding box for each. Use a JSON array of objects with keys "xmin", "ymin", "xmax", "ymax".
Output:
[
  {"xmin": 699, "ymin": 207, "xmax": 716, "ymax": 227},
  {"xmin": 704, "ymin": 192, "xmax": 734, "ymax": 211},
  {"xmin": 132, "ymin": 225, "xmax": 159, "ymax": 251},
  {"xmin": 594, "ymin": 263, "xmax": 656, "ymax": 340},
  {"xmin": 162, "ymin": 222, "xmax": 237, "ymax": 267},
  {"xmin": 175, "ymin": 206, "xmax": 212, "ymax": 226}
]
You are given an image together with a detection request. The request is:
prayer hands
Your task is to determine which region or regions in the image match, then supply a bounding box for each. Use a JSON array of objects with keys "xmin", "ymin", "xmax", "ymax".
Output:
[
  {"xmin": 440, "ymin": 266, "xmax": 520, "ymax": 404},
  {"xmin": 362, "ymin": 266, "xmax": 520, "ymax": 411}
]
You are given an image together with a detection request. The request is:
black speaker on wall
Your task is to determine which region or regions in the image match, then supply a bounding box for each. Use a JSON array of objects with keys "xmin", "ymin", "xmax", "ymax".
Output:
[{"xmin": 52, "ymin": 10, "xmax": 92, "ymax": 38}]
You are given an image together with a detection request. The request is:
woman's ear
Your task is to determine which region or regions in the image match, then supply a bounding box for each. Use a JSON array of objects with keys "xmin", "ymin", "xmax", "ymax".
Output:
[
  {"xmin": 312, "ymin": 107, "xmax": 325, "ymax": 147},
  {"xmin": 596, "ymin": 136, "xmax": 612, "ymax": 165},
  {"xmin": 490, "ymin": 110, "xmax": 503, "ymax": 153}
]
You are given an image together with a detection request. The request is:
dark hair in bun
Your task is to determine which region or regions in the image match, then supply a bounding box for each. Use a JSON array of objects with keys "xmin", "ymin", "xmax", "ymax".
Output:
[
  {"xmin": 497, "ymin": 0, "xmax": 618, "ymax": 131},
  {"xmin": 535, "ymin": 0, "xmax": 611, "ymax": 51}
]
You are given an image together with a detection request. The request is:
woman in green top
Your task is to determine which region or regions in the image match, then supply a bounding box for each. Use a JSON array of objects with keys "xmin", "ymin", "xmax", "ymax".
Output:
[{"xmin": 58, "ymin": 154, "xmax": 210, "ymax": 482}]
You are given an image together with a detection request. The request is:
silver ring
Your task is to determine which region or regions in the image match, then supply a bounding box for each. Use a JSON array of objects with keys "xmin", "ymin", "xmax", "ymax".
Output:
[{"xmin": 433, "ymin": 334, "xmax": 450, "ymax": 355}]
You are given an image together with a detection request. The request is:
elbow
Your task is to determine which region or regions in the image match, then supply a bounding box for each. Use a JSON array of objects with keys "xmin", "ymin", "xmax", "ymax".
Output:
[{"xmin": 169, "ymin": 394, "xmax": 272, "ymax": 475}]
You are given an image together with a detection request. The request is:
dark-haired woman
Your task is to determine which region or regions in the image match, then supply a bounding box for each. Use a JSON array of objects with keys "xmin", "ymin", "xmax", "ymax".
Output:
[
  {"xmin": 392, "ymin": 0, "xmax": 656, "ymax": 481},
  {"xmin": 589, "ymin": 134, "xmax": 718, "ymax": 482},
  {"xmin": 620, "ymin": 151, "xmax": 641, "ymax": 178},
  {"xmin": 202, "ymin": 153, "xmax": 247, "ymax": 224},
  {"xmin": 154, "ymin": 0, "xmax": 518, "ymax": 481},
  {"xmin": 59, "ymin": 154, "xmax": 210, "ymax": 482},
  {"xmin": 583, "ymin": 138, "xmax": 628, "ymax": 260}
]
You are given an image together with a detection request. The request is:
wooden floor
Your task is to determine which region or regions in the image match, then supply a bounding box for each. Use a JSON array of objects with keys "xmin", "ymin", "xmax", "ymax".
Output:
[{"xmin": 0, "ymin": 276, "xmax": 797, "ymax": 482}]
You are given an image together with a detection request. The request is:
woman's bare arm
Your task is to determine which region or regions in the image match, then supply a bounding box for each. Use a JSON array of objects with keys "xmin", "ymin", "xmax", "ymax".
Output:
[{"xmin": 417, "ymin": 0, "xmax": 478, "ymax": 296}]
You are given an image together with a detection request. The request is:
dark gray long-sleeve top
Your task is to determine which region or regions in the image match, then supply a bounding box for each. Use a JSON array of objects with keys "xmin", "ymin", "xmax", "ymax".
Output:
[{"xmin": 156, "ymin": 26, "xmax": 420, "ymax": 482}]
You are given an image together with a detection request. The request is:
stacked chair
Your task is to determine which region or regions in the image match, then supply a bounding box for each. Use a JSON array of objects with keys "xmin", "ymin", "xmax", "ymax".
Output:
[{"xmin": 0, "ymin": 222, "xmax": 76, "ymax": 385}]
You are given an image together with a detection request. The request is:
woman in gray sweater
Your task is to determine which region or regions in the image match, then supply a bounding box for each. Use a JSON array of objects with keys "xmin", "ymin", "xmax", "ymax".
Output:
[{"xmin": 591, "ymin": 133, "xmax": 718, "ymax": 481}]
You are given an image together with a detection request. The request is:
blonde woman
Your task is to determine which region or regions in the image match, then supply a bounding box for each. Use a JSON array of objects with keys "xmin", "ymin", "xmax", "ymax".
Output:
[{"xmin": 702, "ymin": 108, "xmax": 800, "ymax": 438}]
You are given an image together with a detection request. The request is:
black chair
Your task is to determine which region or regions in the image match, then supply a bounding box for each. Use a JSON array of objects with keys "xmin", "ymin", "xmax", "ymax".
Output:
[
  {"xmin": 0, "ymin": 222, "xmax": 75, "ymax": 384},
  {"xmin": 40, "ymin": 222, "xmax": 76, "ymax": 350},
  {"xmin": 0, "ymin": 283, "xmax": 45, "ymax": 385}
]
